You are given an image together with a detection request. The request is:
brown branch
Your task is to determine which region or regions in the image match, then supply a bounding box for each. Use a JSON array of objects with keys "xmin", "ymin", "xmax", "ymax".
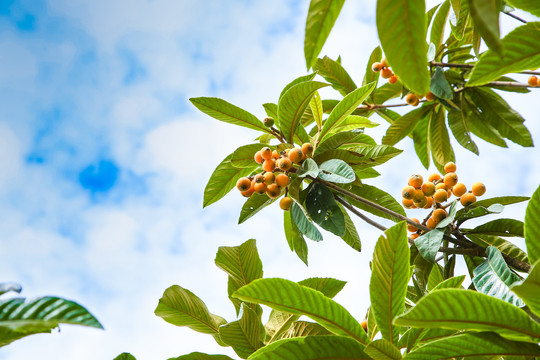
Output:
[
  {"xmin": 503, "ymin": 11, "xmax": 527, "ymax": 24},
  {"xmin": 335, "ymin": 196, "xmax": 388, "ymax": 232},
  {"xmin": 357, "ymin": 100, "xmax": 428, "ymax": 111},
  {"xmin": 430, "ymin": 61, "xmax": 540, "ymax": 76}
]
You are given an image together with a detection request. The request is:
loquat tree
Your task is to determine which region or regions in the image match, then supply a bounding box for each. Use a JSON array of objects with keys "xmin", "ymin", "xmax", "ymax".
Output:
[{"xmin": 123, "ymin": 0, "xmax": 540, "ymax": 359}]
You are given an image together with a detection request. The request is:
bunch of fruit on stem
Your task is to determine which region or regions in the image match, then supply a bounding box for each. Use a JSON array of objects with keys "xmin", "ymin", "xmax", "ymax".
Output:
[
  {"xmin": 235, "ymin": 142, "xmax": 314, "ymax": 211},
  {"xmin": 401, "ymin": 162, "xmax": 486, "ymax": 237}
]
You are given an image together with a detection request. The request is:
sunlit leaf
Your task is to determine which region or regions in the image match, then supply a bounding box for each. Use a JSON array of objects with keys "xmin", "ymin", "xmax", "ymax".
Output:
[
  {"xmin": 447, "ymin": 108, "xmax": 479, "ymax": 155},
  {"xmin": 114, "ymin": 353, "xmax": 136, "ymax": 360},
  {"xmin": 231, "ymin": 144, "xmax": 270, "ymax": 168},
  {"xmin": 430, "ymin": 0, "xmax": 451, "ymax": 49},
  {"xmin": 313, "ymin": 56, "xmax": 357, "ymax": 96},
  {"xmin": 219, "ymin": 303, "xmax": 264, "ymax": 358},
  {"xmin": 168, "ymin": 353, "xmax": 234, "ymax": 360},
  {"xmin": 511, "ymin": 260, "xmax": 540, "ymax": 317},
  {"xmin": 314, "ymin": 132, "xmax": 376, "ymax": 157},
  {"xmin": 382, "ymin": 105, "xmax": 434, "ymax": 146},
  {"xmin": 364, "ymin": 338, "xmax": 403, "ymax": 360},
  {"xmin": 467, "ymin": 233, "xmax": 529, "ymax": 264},
  {"xmin": 412, "ymin": 114, "xmax": 430, "ymax": 169},
  {"xmin": 238, "ymin": 194, "xmax": 278, "ymax": 224},
  {"xmin": 468, "ymin": 0, "xmax": 502, "ymax": 53},
  {"xmin": 291, "ymin": 202, "xmax": 323, "ymax": 242},
  {"xmin": 525, "ymin": 185, "xmax": 540, "ymax": 264},
  {"xmin": 310, "ymin": 91, "xmax": 323, "ymax": 130},
  {"xmin": 428, "ymin": 106, "xmax": 454, "ymax": 171}
]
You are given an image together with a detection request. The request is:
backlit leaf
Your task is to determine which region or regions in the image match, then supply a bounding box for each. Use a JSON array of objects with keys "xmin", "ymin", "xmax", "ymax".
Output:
[
  {"xmin": 468, "ymin": 0, "xmax": 502, "ymax": 53},
  {"xmin": 291, "ymin": 202, "xmax": 323, "ymax": 242},
  {"xmin": 525, "ymin": 185, "xmax": 540, "ymax": 264},
  {"xmin": 239, "ymin": 194, "xmax": 278, "ymax": 224},
  {"xmin": 382, "ymin": 105, "xmax": 434, "ymax": 146},
  {"xmin": 313, "ymin": 56, "xmax": 357, "ymax": 96},
  {"xmin": 511, "ymin": 260, "xmax": 540, "ymax": 317}
]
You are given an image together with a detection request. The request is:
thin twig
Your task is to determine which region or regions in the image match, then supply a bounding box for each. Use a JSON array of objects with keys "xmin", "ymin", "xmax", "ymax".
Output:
[
  {"xmin": 357, "ymin": 100, "xmax": 428, "ymax": 111},
  {"xmin": 335, "ymin": 196, "xmax": 388, "ymax": 232},
  {"xmin": 503, "ymin": 11, "xmax": 527, "ymax": 24},
  {"xmin": 431, "ymin": 61, "xmax": 540, "ymax": 76}
]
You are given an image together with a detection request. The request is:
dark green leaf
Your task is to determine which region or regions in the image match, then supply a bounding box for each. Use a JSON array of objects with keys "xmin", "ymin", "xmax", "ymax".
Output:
[
  {"xmin": 304, "ymin": 0, "xmax": 346, "ymax": 69},
  {"xmin": 415, "ymin": 228, "xmax": 445, "ymax": 263},
  {"xmin": 447, "ymin": 108, "xmax": 479, "ymax": 155},
  {"xmin": 430, "ymin": 68, "xmax": 453, "ymax": 100},
  {"xmin": 467, "ymin": 233, "xmax": 529, "ymax": 263},
  {"xmin": 456, "ymin": 204, "xmax": 504, "ymax": 225},
  {"xmin": 468, "ymin": 0, "xmax": 502, "ymax": 53},
  {"xmin": 525, "ymin": 185, "xmax": 540, "ymax": 264},
  {"xmin": 291, "ymin": 202, "xmax": 323, "ymax": 242},
  {"xmin": 456, "ymin": 196, "xmax": 529, "ymax": 219},
  {"xmin": 313, "ymin": 56, "xmax": 357, "ymax": 96},
  {"xmin": 337, "ymin": 204, "xmax": 362, "ymax": 251},
  {"xmin": 465, "ymin": 218, "xmax": 524, "ymax": 237},
  {"xmin": 238, "ymin": 194, "xmax": 278, "ymax": 224},
  {"xmin": 464, "ymin": 100, "xmax": 508, "ymax": 148},
  {"xmin": 376, "ymin": 0, "xmax": 430, "ymax": 94},
  {"xmin": 306, "ymin": 183, "xmax": 345, "ymax": 236},
  {"xmin": 318, "ymin": 159, "xmax": 355, "ymax": 183}
]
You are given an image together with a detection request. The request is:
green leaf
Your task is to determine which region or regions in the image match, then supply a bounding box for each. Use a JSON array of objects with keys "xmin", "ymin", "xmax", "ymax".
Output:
[
  {"xmin": 314, "ymin": 132, "xmax": 376, "ymax": 157},
  {"xmin": 415, "ymin": 229, "xmax": 445, "ymax": 263},
  {"xmin": 450, "ymin": 0, "xmax": 470, "ymax": 41},
  {"xmin": 372, "ymin": 83, "xmax": 403, "ymax": 105},
  {"xmin": 506, "ymin": 0, "xmax": 540, "ymax": 16},
  {"xmin": 412, "ymin": 114, "xmax": 430, "ymax": 169},
  {"xmin": 283, "ymin": 210, "xmax": 309, "ymax": 265},
  {"xmin": 279, "ymin": 74, "xmax": 318, "ymax": 101},
  {"xmin": 278, "ymin": 321, "xmax": 331, "ymax": 339},
  {"xmin": 291, "ymin": 202, "xmax": 323, "ymax": 242},
  {"xmin": 427, "ymin": 265, "xmax": 444, "ymax": 292},
  {"xmin": 364, "ymin": 339, "xmax": 403, "ymax": 360},
  {"xmin": 430, "ymin": 1, "xmax": 451, "ymax": 50},
  {"xmin": 234, "ymin": 278, "xmax": 370, "ymax": 344},
  {"xmin": 155, "ymin": 285, "xmax": 227, "ymax": 346},
  {"xmin": 215, "ymin": 239, "xmax": 263, "ymax": 315},
  {"xmin": 168, "ymin": 353, "xmax": 234, "ymax": 360},
  {"xmin": 468, "ymin": 22, "xmax": 540, "ymax": 86},
  {"xmin": 318, "ymin": 82, "xmax": 377, "ymax": 142},
  {"xmin": 263, "ymin": 103, "xmax": 278, "ymax": 120},
  {"xmin": 456, "ymin": 196, "xmax": 529, "ymax": 219},
  {"xmin": 297, "ymin": 158, "xmax": 319, "ymax": 179},
  {"xmin": 345, "ymin": 145, "xmax": 403, "ymax": 168},
  {"xmin": 0, "ymin": 296, "xmax": 103, "ymax": 347},
  {"xmin": 473, "ymin": 246, "xmax": 524, "ymax": 307},
  {"xmin": 190, "ymin": 97, "xmax": 270, "ymax": 134},
  {"xmin": 331, "ymin": 115, "xmax": 379, "ymax": 133},
  {"xmin": 376, "ymin": 0, "xmax": 429, "ymax": 94},
  {"xmin": 0, "ymin": 282, "xmax": 21, "ymax": 296},
  {"xmin": 306, "ymin": 183, "xmax": 345, "ymax": 236},
  {"xmin": 310, "ymin": 91, "xmax": 323, "ymax": 130},
  {"xmin": 363, "ymin": 46, "xmax": 382, "ymax": 91},
  {"xmin": 342, "ymin": 184, "xmax": 406, "ymax": 222},
  {"xmin": 394, "ymin": 289, "xmax": 540, "ymax": 343},
  {"xmin": 203, "ymin": 154, "xmax": 257, "ymax": 208},
  {"xmin": 370, "ymin": 222, "xmax": 410, "ymax": 344},
  {"xmin": 239, "ymin": 194, "xmax": 278, "ymax": 224},
  {"xmin": 468, "ymin": 88, "xmax": 533, "ymax": 147},
  {"xmin": 337, "ymin": 203, "xmax": 362, "ymax": 251},
  {"xmin": 464, "ymin": 101, "xmax": 508, "ymax": 148},
  {"xmin": 431, "ymin": 275, "xmax": 466, "ymax": 291},
  {"xmin": 249, "ymin": 335, "xmax": 371, "ymax": 360},
  {"xmin": 467, "ymin": 233, "xmax": 529, "ymax": 263},
  {"xmin": 525, "ymin": 185, "xmax": 540, "ymax": 264},
  {"xmin": 468, "ymin": 0, "xmax": 502, "ymax": 53},
  {"xmin": 318, "ymin": 159, "xmax": 355, "ymax": 183},
  {"xmin": 428, "ymin": 106, "xmax": 454, "ymax": 170},
  {"xmin": 447, "ymin": 109, "xmax": 479, "ymax": 155},
  {"xmin": 429, "ymin": 68, "xmax": 453, "ymax": 100},
  {"xmin": 465, "ymin": 218, "xmax": 524, "ymax": 237},
  {"xmin": 114, "ymin": 353, "xmax": 137, "ymax": 360},
  {"xmin": 511, "ymin": 260, "xmax": 540, "ymax": 317},
  {"xmin": 279, "ymin": 81, "xmax": 329, "ymax": 143},
  {"xmin": 405, "ymin": 332, "xmax": 540, "ymax": 359},
  {"xmin": 219, "ymin": 303, "xmax": 264, "ymax": 358},
  {"xmin": 304, "ymin": 0, "xmax": 346, "ymax": 70},
  {"xmin": 382, "ymin": 105, "xmax": 434, "ymax": 146},
  {"xmin": 231, "ymin": 144, "xmax": 268, "ymax": 168},
  {"xmin": 313, "ymin": 56, "xmax": 357, "ymax": 96}
]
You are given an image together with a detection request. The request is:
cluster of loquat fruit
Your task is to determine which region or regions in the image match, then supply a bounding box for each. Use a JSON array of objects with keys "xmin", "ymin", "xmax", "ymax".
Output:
[
  {"xmin": 528, "ymin": 76, "xmax": 539, "ymax": 87},
  {"xmin": 401, "ymin": 162, "xmax": 486, "ymax": 238},
  {"xmin": 235, "ymin": 142, "xmax": 314, "ymax": 211}
]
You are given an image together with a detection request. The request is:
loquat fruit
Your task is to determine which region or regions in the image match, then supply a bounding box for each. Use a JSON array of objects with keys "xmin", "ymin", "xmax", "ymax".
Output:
[
  {"xmin": 428, "ymin": 173, "xmax": 442, "ymax": 183},
  {"xmin": 261, "ymin": 147, "xmax": 272, "ymax": 160},
  {"xmin": 254, "ymin": 182, "xmax": 267, "ymax": 194},
  {"xmin": 432, "ymin": 208, "xmax": 448, "ymax": 223},
  {"xmin": 361, "ymin": 319, "xmax": 368, "ymax": 332},
  {"xmin": 254, "ymin": 151, "xmax": 263, "ymax": 164},
  {"xmin": 444, "ymin": 162, "xmax": 457, "ymax": 173},
  {"xmin": 408, "ymin": 174, "xmax": 424, "ymax": 189},
  {"xmin": 263, "ymin": 172, "xmax": 275, "ymax": 185},
  {"xmin": 460, "ymin": 192, "xmax": 477, "ymax": 206},
  {"xmin": 452, "ymin": 182, "xmax": 467, "ymax": 197},
  {"xmin": 381, "ymin": 68, "xmax": 393, "ymax": 79},
  {"xmin": 263, "ymin": 117, "xmax": 275, "ymax": 127},
  {"xmin": 426, "ymin": 217, "xmax": 437, "ymax": 229},
  {"xmin": 389, "ymin": 75, "xmax": 398, "ymax": 84},
  {"xmin": 372, "ymin": 62, "xmax": 383, "ymax": 72},
  {"xmin": 444, "ymin": 172, "xmax": 458, "ymax": 188},
  {"xmin": 435, "ymin": 182, "xmax": 448, "ymax": 191},
  {"xmin": 277, "ymin": 157, "xmax": 292, "ymax": 171},
  {"xmin": 414, "ymin": 196, "xmax": 428, "ymax": 209},
  {"xmin": 406, "ymin": 93, "xmax": 419, "ymax": 106},
  {"xmin": 254, "ymin": 174, "xmax": 265, "ymax": 183},
  {"xmin": 402, "ymin": 185, "xmax": 416, "ymax": 200},
  {"xmin": 380, "ymin": 58, "xmax": 388, "ymax": 68},
  {"xmin": 272, "ymin": 150, "xmax": 280, "ymax": 159},
  {"xmin": 288, "ymin": 148, "xmax": 304, "ymax": 164},
  {"xmin": 275, "ymin": 174, "xmax": 290, "ymax": 188},
  {"xmin": 280, "ymin": 196, "xmax": 293, "ymax": 211},
  {"xmin": 421, "ymin": 182, "xmax": 436, "ymax": 197},
  {"xmin": 236, "ymin": 177, "xmax": 252, "ymax": 192},
  {"xmin": 301, "ymin": 143, "xmax": 314, "ymax": 156},
  {"xmin": 407, "ymin": 218, "xmax": 420, "ymax": 232},
  {"xmin": 528, "ymin": 76, "xmax": 538, "ymax": 87},
  {"xmin": 471, "ymin": 182, "xmax": 486, "ymax": 196},
  {"xmin": 266, "ymin": 184, "xmax": 281, "ymax": 198},
  {"xmin": 424, "ymin": 196, "xmax": 434, "ymax": 209},
  {"xmin": 412, "ymin": 189, "xmax": 426, "ymax": 203},
  {"xmin": 402, "ymin": 198, "xmax": 414, "ymax": 209},
  {"xmin": 241, "ymin": 180, "xmax": 255, "ymax": 197},
  {"xmin": 425, "ymin": 91, "xmax": 436, "ymax": 101},
  {"xmin": 263, "ymin": 159, "xmax": 276, "ymax": 172},
  {"xmin": 410, "ymin": 233, "xmax": 419, "ymax": 240},
  {"xmin": 433, "ymin": 188, "xmax": 449, "ymax": 203}
]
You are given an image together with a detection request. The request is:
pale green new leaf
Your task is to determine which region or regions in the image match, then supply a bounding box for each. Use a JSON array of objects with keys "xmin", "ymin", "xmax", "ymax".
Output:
[
  {"xmin": 314, "ymin": 132, "xmax": 376, "ymax": 157},
  {"xmin": 313, "ymin": 56, "xmax": 357, "ymax": 96},
  {"xmin": 219, "ymin": 303, "xmax": 264, "ymax": 358},
  {"xmin": 511, "ymin": 260, "xmax": 540, "ymax": 317},
  {"xmin": 472, "ymin": 246, "xmax": 524, "ymax": 307},
  {"xmin": 279, "ymin": 81, "xmax": 329, "ymax": 143},
  {"xmin": 155, "ymin": 285, "xmax": 227, "ymax": 346},
  {"xmin": 468, "ymin": 22, "xmax": 540, "ymax": 86},
  {"xmin": 310, "ymin": 91, "xmax": 323, "ymax": 130},
  {"xmin": 239, "ymin": 194, "xmax": 278, "ymax": 224},
  {"xmin": 394, "ymin": 289, "xmax": 540, "ymax": 343},
  {"xmin": 249, "ymin": 335, "xmax": 371, "ymax": 360},
  {"xmin": 468, "ymin": 0, "xmax": 502, "ymax": 53},
  {"xmin": 263, "ymin": 103, "xmax": 278, "ymax": 119},
  {"xmin": 365, "ymin": 339, "xmax": 402, "ymax": 360},
  {"xmin": 370, "ymin": 222, "xmax": 410, "ymax": 344},
  {"xmin": 525, "ymin": 185, "xmax": 540, "ymax": 264},
  {"xmin": 318, "ymin": 82, "xmax": 377, "ymax": 142},
  {"xmin": 304, "ymin": 0, "xmax": 346, "ymax": 70},
  {"xmin": 203, "ymin": 154, "xmax": 257, "ymax": 208},
  {"xmin": 232, "ymin": 144, "xmax": 270, "ymax": 168},
  {"xmin": 233, "ymin": 278, "xmax": 370, "ymax": 344},
  {"xmin": 404, "ymin": 332, "xmax": 540, "ymax": 359},
  {"xmin": 190, "ymin": 97, "xmax": 270, "ymax": 134},
  {"xmin": 331, "ymin": 116, "xmax": 379, "ymax": 133},
  {"xmin": 376, "ymin": 0, "xmax": 429, "ymax": 94},
  {"xmin": 382, "ymin": 105, "xmax": 434, "ymax": 146}
]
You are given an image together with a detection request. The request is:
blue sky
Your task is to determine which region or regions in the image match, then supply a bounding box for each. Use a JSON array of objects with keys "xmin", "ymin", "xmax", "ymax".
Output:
[{"xmin": 0, "ymin": 1, "xmax": 538, "ymax": 359}]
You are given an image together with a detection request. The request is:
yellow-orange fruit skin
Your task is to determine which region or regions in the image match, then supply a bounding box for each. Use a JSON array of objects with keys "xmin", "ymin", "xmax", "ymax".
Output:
[
  {"xmin": 444, "ymin": 172, "xmax": 458, "ymax": 188},
  {"xmin": 410, "ymin": 233, "xmax": 419, "ymax": 240},
  {"xmin": 428, "ymin": 173, "xmax": 442, "ymax": 183},
  {"xmin": 414, "ymin": 196, "xmax": 428, "ymax": 209},
  {"xmin": 275, "ymin": 174, "xmax": 290, "ymax": 188},
  {"xmin": 433, "ymin": 189, "xmax": 449, "ymax": 203},
  {"xmin": 236, "ymin": 177, "xmax": 252, "ymax": 191},
  {"xmin": 461, "ymin": 192, "xmax": 477, "ymax": 206},
  {"xmin": 272, "ymin": 150, "xmax": 280, "ymax": 159},
  {"xmin": 263, "ymin": 172, "xmax": 275, "ymax": 185},
  {"xmin": 452, "ymin": 183, "xmax": 467, "ymax": 197},
  {"xmin": 301, "ymin": 143, "xmax": 314, "ymax": 156},
  {"xmin": 424, "ymin": 196, "xmax": 434, "ymax": 209},
  {"xmin": 263, "ymin": 159, "xmax": 276, "ymax": 172},
  {"xmin": 406, "ymin": 93, "xmax": 419, "ymax": 105},
  {"xmin": 380, "ymin": 58, "xmax": 389, "ymax": 68},
  {"xmin": 402, "ymin": 198, "xmax": 414, "ymax": 209},
  {"xmin": 425, "ymin": 91, "xmax": 436, "ymax": 101},
  {"xmin": 261, "ymin": 147, "xmax": 272, "ymax": 160},
  {"xmin": 402, "ymin": 185, "xmax": 416, "ymax": 200},
  {"xmin": 253, "ymin": 182, "xmax": 267, "ymax": 194},
  {"xmin": 408, "ymin": 218, "xmax": 420, "ymax": 232},
  {"xmin": 254, "ymin": 151, "xmax": 263, "ymax": 164},
  {"xmin": 408, "ymin": 174, "xmax": 424, "ymax": 189},
  {"xmin": 412, "ymin": 189, "xmax": 426, "ymax": 203},
  {"xmin": 288, "ymin": 148, "xmax": 304, "ymax": 164},
  {"xmin": 360, "ymin": 319, "xmax": 368, "ymax": 332},
  {"xmin": 432, "ymin": 208, "xmax": 448, "ymax": 223},
  {"xmin": 389, "ymin": 75, "xmax": 398, "ymax": 84},
  {"xmin": 280, "ymin": 197, "xmax": 293, "ymax": 211},
  {"xmin": 254, "ymin": 174, "xmax": 265, "ymax": 183},
  {"xmin": 472, "ymin": 182, "xmax": 486, "ymax": 196},
  {"xmin": 266, "ymin": 184, "xmax": 281, "ymax": 198},
  {"xmin": 372, "ymin": 62, "xmax": 383, "ymax": 72},
  {"xmin": 421, "ymin": 182, "xmax": 436, "ymax": 196},
  {"xmin": 444, "ymin": 162, "xmax": 457, "ymax": 173},
  {"xmin": 241, "ymin": 188, "xmax": 254, "ymax": 197},
  {"xmin": 381, "ymin": 68, "xmax": 393, "ymax": 79},
  {"xmin": 528, "ymin": 76, "xmax": 538, "ymax": 87},
  {"xmin": 427, "ymin": 217, "xmax": 437, "ymax": 229},
  {"xmin": 436, "ymin": 182, "xmax": 448, "ymax": 191},
  {"xmin": 278, "ymin": 157, "xmax": 292, "ymax": 171}
]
